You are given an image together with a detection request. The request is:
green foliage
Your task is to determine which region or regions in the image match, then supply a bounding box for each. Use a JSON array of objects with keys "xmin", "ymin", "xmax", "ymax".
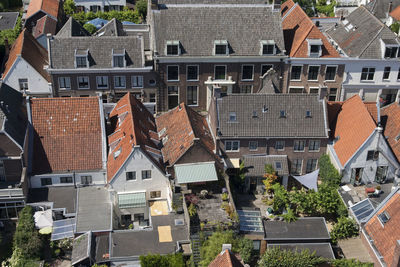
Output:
[
  {"xmin": 391, "ymin": 22, "xmax": 400, "ymax": 34},
  {"xmin": 330, "ymin": 217, "xmax": 359, "ymax": 244},
  {"xmin": 294, "ymin": 0, "xmax": 315, "ymax": 17},
  {"xmin": 72, "ymin": 9, "xmax": 140, "ymax": 25},
  {"xmin": 135, "ymin": 0, "xmax": 147, "ymax": 20},
  {"xmin": 63, "ymin": 0, "xmax": 76, "ymax": 16},
  {"xmin": 0, "ymin": 0, "xmax": 9, "ymax": 11},
  {"xmin": 8, "ymin": 0, "xmax": 22, "ymax": 8},
  {"xmin": 271, "ymin": 183, "xmax": 289, "ymax": 213},
  {"xmin": 221, "ymin": 192, "xmax": 229, "ymax": 201},
  {"xmin": 13, "ymin": 206, "xmax": 42, "ymax": 259},
  {"xmin": 139, "ymin": 253, "xmax": 185, "ymax": 267},
  {"xmin": 83, "ymin": 23, "xmax": 97, "ymax": 34},
  {"xmin": 258, "ymin": 247, "xmax": 324, "ymax": 267},
  {"xmin": 316, "ymin": 0, "xmax": 336, "ymax": 17},
  {"xmin": 330, "ymin": 258, "xmax": 373, "ymax": 267},
  {"xmin": 264, "ymin": 164, "xmax": 275, "ymax": 175},
  {"xmin": 1, "ymin": 248, "xmax": 41, "ymax": 267},
  {"xmin": 282, "ymin": 208, "xmax": 297, "ymax": 222},
  {"xmin": 199, "ymin": 231, "xmax": 252, "ymax": 266},
  {"xmin": 0, "ymin": 12, "xmax": 22, "ymax": 56},
  {"xmin": 188, "ymin": 203, "xmax": 197, "ymax": 217},
  {"xmin": 91, "ymin": 265, "xmax": 108, "ymax": 267},
  {"xmin": 319, "ymin": 154, "xmax": 342, "ymax": 187}
]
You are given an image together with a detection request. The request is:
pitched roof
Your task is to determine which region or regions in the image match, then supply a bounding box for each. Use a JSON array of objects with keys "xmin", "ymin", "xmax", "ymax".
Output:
[
  {"xmin": 107, "ymin": 93, "xmax": 162, "ymax": 182},
  {"xmin": 368, "ymin": 0, "xmax": 400, "ymax": 20},
  {"xmin": 0, "ymin": 12, "xmax": 19, "ymax": 30},
  {"xmin": 30, "ymin": 97, "xmax": 104, "ymax": 174},
  {"xmin": 0, "ymin": 83, "xmax": 27, "ymax": 148},
  {"xmin": 216, "ymin": 94, "xmax": 328, "ymax": 138},
  {"xmin": 56, "ymin": 17, "xmax": 90, "ymax": 38},
  {"xmin": 156, "ymin": 103, "xmax": 216, "ymax": 166},
  {"xmin": 2, "ymin": 29, "xmax": 50, "ymax": 81},
  {"xmin": 208, "ymin": 249, "xmax": 244, "ymax": 267},
  {"xmin": 152, "ymin": 4, "xmax": 285, "ymax": 56},
  {"xmin": 32, "ymin": 15, "xmax": 57, "ymax": 39},
  {"xmin": 390, "ymin": 4, "xmax": 400, "ymax": 21},
  {"xmin": 26, "ymin": 0, "xmax": 60, "ymax": 20},
  {"xmin": 242, "ymin": 155, "xmax": 289, "ymax": 176},
  {"xmin": 95, "ymin": 18, "xmax": 126, "ymax": 36},
  {"xmin": 381, "ymin": 103, "xmax": 400, "ymax": 163},
  {"xmin": 332, "ymin": 96, "xmax": 377, "ymax": 166},
  {"xmin": 364, "ymin": 189, "xmax": 400, "ymax": 266},
  {"xmin": 281, "ymin": 0, "xmax": 340, "ymax": 58},
  {"xmin": 49, "ymin": 32, "xmax": 144, "ymax": 69},
  {"xmin": 326, "ymin": 6, "xmax": 399, "ymax": 58}
]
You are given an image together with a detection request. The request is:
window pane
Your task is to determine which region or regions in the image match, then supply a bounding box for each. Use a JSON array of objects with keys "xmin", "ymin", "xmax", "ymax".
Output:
[
  {"xmin": 242, "ymin": 65, "xmax": 253, "ymax": 80},
  {"xmin": 291, "ymin": 66, "xmax": 302, "ymax": 80},
  {"xmin": 215, "ymin": 44, "xmax": 227, "ymax": 55},
  {"xmin": 132, "ymin": 76, "xmax": 143, "ymax": 87},
  {"xmin": 325, "ymin": 66, "xmax": 336, "ymax": 81},
  {"xmin": 187, "ymin": 66, "xmax": 198, "ymax": 81},
  {"xmin": 308, "ymin": 66, "xmax": 319, "ymax": 80},
  {"xmin": 167, "ymin": 66, "xmax": 179, "ymax": 81},
  {"xmin": 263, "ymin": 45, "xmax": 274, "ymax": 55},
  {"xmin": 167, "ymin": 45, "xmax": 179, "ymax": 55},
  {"xmin": 215, "ymin": 66, "xmax": 226, "ymax": 80},
  {"xmin": 187, "ymin": 86, "xmax": 198, "ymax": 106}
]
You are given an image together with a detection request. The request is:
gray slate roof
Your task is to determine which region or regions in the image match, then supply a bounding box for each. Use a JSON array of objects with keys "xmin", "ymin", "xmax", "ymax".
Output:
[
  {"xmin": 75, "ymin": 186, "xmax": 112, "ymax": 233},
  {"xmin": 56, "ymin": 17, "xmax": 89, "ymax": 38},
  {"xmin": 243, "ymin": 155, "xmax": 289, "ymax": 176},
  {"xmin": 0, "ymin": 83, "xmax": 27, "ymax": 148},
  {"xmin": 216, "ymin": 94, "xmax": 328, "ymax": 138},
  {"xmin": 152, "ymin": 4, "xmax": 285, "ymax": 56},
  {"xmin": 326, "ymin": 6, "xmax": 399, "ymax": 58},
  {"xmin": 366, "ymin": 0, "xmax": 400, "ymax": 20},
  {"xmin": 0, "ymin": 12, "xmax": 19, "ymax": 30},
  {"xmin": 28, "ymin": 186, "xmax": 77, "ymax": 214},
  {"xmin": 263, "ymin": 217, "xmax": 331, "ymax": 240},
  {"xmin": 71, "ymin": 232, "xmax": 91, "ymax": 266},
  {"xmin": 49, "ymin": 35, "xmax": 144, "ymax": 69}
]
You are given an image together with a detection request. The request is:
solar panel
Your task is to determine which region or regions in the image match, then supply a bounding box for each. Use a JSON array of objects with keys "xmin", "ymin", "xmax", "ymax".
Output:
[
  {"xmin": 51, "ymin": 218, "xmax": 76, "ymax": 241},
  {"xmin": 350, "ymin": 199, "xmax": 375, "ymax": 223}
]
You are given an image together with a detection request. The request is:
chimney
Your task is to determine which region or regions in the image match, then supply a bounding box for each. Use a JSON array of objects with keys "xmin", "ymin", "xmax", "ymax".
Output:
[
  {"xmin": 389, "ymin": 1, "xmax": 393, "ymax": 16},
  {"xmin": 221, "ymin": 244, "xmax": 232, "ymax": 253}
]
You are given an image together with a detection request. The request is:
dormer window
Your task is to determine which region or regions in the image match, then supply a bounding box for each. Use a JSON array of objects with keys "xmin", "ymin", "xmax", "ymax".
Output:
[
  {"xmin": 75, "ymin": 49, "xmax": 89, "ymax": 68},
  {"xmin": 166, "ymin": 40, "xmax": 180, "ymax": 56},
  {"xmin": 384, "ymin": 46, "xmax": 398, "ymax": 58},
  {"xmin": 229, "ymin": 112, "xmax": 237, "ymax": 122},
  {"xmin": 214, "ymin": 40, "xmax": 228, "ymax": 55},
  {"xmin": 307, "ymin": 39, "xmax": 323, "ymax": 57},
  {"xmin": 261, "ymin": 40, "xmax": 275, "ymax": 55},
  {"xmin": 382, "ymin": 39, "xmax": 400, "ymax": 58},
  {"xmin": 280, "ymin": 110, "xmax": 286, "ymax": 118},
  {"xmin": 112, "ymin": 49, "xmax": 126, "ymax": 68}
]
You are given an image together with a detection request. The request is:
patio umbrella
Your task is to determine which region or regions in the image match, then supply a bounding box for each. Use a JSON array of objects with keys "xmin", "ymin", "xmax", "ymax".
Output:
[
  {"xmin": 34, "ymin": 209, "xmax": 53, "ymax": 229},
  {"xmin": 292, "ymin": 169, "xmax": 319, "ymax": 192},
  {"xmin": 86, "ymin": 18, "xmax": 109, "ymax": 29},
  {"xmin": 39, "ymin": 226, "xmax": 53, "ymax": 235}
]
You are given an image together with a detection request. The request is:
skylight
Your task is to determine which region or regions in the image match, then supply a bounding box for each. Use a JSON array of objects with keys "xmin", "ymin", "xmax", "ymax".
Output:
[{"xmin": 378, "ymin": 211, "xmax": 390, "ymax": 225}]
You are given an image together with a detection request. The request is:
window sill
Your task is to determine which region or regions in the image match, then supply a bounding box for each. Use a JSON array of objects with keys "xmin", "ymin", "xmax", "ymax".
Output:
[
  {"xmin": 275, "ymin": 149, "xmax": 285, "ymax": 151},
  {"xmin": 114, "ymin": 87, "xmax": 127, "ymax": 89},
  {"xmin": 167, "ymin": 80, "xmax": 179, "ymax": 82},
  {"xmin": 78, "ymin": 88, "xmax": 90, "ymax": 90},
  {"xmin": 187, "ymin": 79, "xmax": 199, "ymax": 82},
  {"xmin": 290, "ymin": 79, "xmax": 302, "ymax": 82},
  {"xmin": 132, "ymin": 86, "xmax": 144, "ymax": 89},
  {"xmin": 324, "ymin": 80, "xmax": 335, "ymax": 82},
  {"xmin": 307, "ymin": 79, "xmax": 319, "ymax": 82},
  {"xmin": 97, "ymin": 87, "xmax": 109, "ymax": 90},
  {"xmin": 309, "ymin": 150, "xmax": 320, "ymax": 153},
  {"xmin": 249, "ymin": 149, "xmax": 258, "ymax": 152},
  {"xmin": 241, "ymin": 79, "xmax": 254, "ymax": 82},
  {"xmin": 360, "ymin": 80, "xmax": 375, "ymax": 83},
  {"xmin": 294, "ymin": 150, "xmax": 305, "ymax": 153},
  {"xmin": 59, "ymin": 88, "xmax": 71, "ymax": 90},
  {"xmin": 188, "ymin": 104, "xmax": 199, "ymax": 107}
]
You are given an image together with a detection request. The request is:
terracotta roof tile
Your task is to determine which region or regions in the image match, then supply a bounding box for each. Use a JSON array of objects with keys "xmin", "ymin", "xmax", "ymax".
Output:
[
  {"xmin": 364, "ymin": 191, "xmax": 400, "ymax": 266},
  {"xmin": 281, "ymin": 0, "xmax": 340, "ymax": 58},
  {"xmin": 364, "ymin": 102, "xmax": 378, "ymax": 124},
  {"xmin": 333, "ymin": 96, "xmax": 377, "ymax": 166},
  {"xmin": 155, "ymin": 103, "xmax": 216, "ymax": 166},
  {"xmin": 390, "ymin": 5, "xmax": 400, "ymax": 21},
  {"xmin": 30, "ymin": 97, "xmax": 103, "ymax": 174},
  {"xmin": 2, "ymin": 29, "xmax": 50, "ymax": 81},
  {"xmin": 26, "ymin": 0, "xmax": 60, "ymax": 20},
  {"xmin": 381, "ymin": 103, "xmax": 400, "ymax": 163},
  {"xmin": 208, "ymin": 249, "xmax": 244, "ymax": 267},
  {"xmin": 32, "ymin": 15, "xmax": 57, "ymax": 38},
  {"xmin": 107, "ymin": 93, "xmax": 162, "ymax": 182}
]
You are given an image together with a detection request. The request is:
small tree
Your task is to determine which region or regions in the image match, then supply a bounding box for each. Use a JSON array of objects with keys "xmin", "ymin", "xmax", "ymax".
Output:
[
  {"xmin": 330, "ymin": 217, "xmax": 359, "ymax": 244},
  {"xmin": 135, "ymin": 0, "xmax": 147, "ymax": 20},
  {"xmin": 237, "ymin": 238, "xmax": 253, "ymax": 264},
  {"xmin": 319, "ymin": 155, "xmax": 341, "ymax": 187},
  {"xmin": 258, "ymin": 247, "xmax": 324, "ymax": 267},
  {"xmin": 83, "ymin": 23, "xmax": 97, "ymax": 34},
  {"xmin": 139, "ymin": 253, "xmax": 185, "ymax": 267},
  {"xmin": 63, "ymin": 0, "xmax": 76, "ymax": 16},
  {"xmin": 262, "ymin": 164, "xmax": 278, "ymax": 192},
  {"xmin": 330, "ymin": 258, "xmax": 373, "ymax": 267},
  {"xmin": 188, "ymin": 203, "xmax": 197, "ymax": 217}
]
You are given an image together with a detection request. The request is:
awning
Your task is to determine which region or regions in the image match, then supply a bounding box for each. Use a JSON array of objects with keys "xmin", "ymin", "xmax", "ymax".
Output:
[
  {"xmin": 34, "ymin": 209, "xmax": 53, "ymax": 229},
  {"xmin": 292, "ymin": 169, "xmax": 319, "ymax": 192},
  {"xmin": 118, "ymin": 192, "xmax": 146, "ymax": 209},
  {"xmin": 174, "ymin": 162, "xmax": 218, "ymax": 184}
]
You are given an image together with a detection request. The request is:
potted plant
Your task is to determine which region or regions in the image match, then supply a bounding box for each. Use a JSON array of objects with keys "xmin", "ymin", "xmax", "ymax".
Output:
[
  {"xmin": 221, "ymin": 192, "xmax": 229, "ymax": 201},
  {"xmin": 375, "ymin": 185, "xmax": 382, "ymax": 195}
]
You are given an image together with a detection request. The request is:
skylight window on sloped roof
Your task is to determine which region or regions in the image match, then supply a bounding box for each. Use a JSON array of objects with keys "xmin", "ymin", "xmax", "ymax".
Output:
[
  {"xmin": 114, "ymin": 148, "xmax": 121, "ymax": 159},
  {"xmin": 118, "ymin": 111, "xmax": 128, "ymax": 126},
  {"xmin": 229, "ymin": 112, "xmax": 237, "ymax": 122},
  {"xmin": 280, "ymin": 110, "xmax": 286, "ymax": 118},
  {"xmin": 378, "ymin": 211, "xmax": 390, "ymax": 225}
]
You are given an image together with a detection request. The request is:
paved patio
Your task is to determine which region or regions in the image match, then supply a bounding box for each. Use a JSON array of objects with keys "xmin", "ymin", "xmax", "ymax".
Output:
[
  {"xmin": 338, "ymin": 237, "xmax": 373, "ymax": 263},
  {"xmin": 235, "ymin": 193, "xmax": 268, "ymax": 217},
  {"xmin": 197, "ymin": 194, "xmax": 231, "ymax": 223},
  {"xmin": 339, "ymin": 183, "xmax": 395, "ymax": 208}
]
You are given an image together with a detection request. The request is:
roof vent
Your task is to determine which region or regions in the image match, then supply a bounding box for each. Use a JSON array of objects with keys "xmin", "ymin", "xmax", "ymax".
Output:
[
  {"xmin": 113, "ymin": 148, "xmax": 121, "ymax": 159},
  {"xmin": 306, "ymin": 110, "xmax": 312, "ymax": 118},
  {"xmin": 395, "ymin": 134, "xmax": 400, "ymax": 142},
  {"xmin": 262, "ymin": 105, "xmax": 268, "ymax": 113},
  {"xmin": 252, "ymin": 111, "xmax": 258, "ymax": 118},
  {"xmin": 280, "ymin": 110, "xmax": 286, "ymax": 118}
]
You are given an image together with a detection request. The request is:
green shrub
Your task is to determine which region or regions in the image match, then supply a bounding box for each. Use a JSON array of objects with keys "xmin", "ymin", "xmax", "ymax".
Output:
[
  {"xmin": 319, "ymin": 154, "xmax": 342, "ymax": 187},
  {"xmin": 330, "ymin": 217, "xmax": 359, "ymax": 244},
  {"xmin": 282, "ymin": 208, "xmax": 297, "ymax": 222},
  {"xmin": 330, "ymin": 258, "xmax": 373, "ymax": 267},
  {"xmin": 135, "ymin": 0, "xmax": 147, "ymax": 20},
  {"xmin": 83, "ymin": 23, "xmax": 97, "ymax": 34},
  {"xmin": 188, "ymin": 203, "xmax": 197, "ymax": 217},
  {"xmin": 139, "ymin": 253, "xmax": 185, "ymax": 267},
  {"xmin": 258, "ymin": 247, "xmax": 324, "ymax": 267},
  {"xmin": 63, "ymin": 0, "xmax": 76, "ymax": 16}
]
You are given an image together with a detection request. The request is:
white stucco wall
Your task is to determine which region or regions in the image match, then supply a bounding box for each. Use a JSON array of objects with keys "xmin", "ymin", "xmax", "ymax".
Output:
[
  {"xmin": 109, "ymin": 148, "xmax": 172, "ymax": 209},
  {"xmin": 74, "ymin": 0, "xmax": 126, "ymax": 11},
  {"xmin": 30, "ymin": 170, "xmax": 106, "ymax": 188},
  {"xmin": 3, "ymin": 57, "xmax": 51, "ymax": 96},
  {"xmin": 339, "ymin": 130, "xmax": 399, "ymax": 184}
]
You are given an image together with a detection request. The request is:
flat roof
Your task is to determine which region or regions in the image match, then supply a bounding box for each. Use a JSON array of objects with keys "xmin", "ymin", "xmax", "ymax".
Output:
[
  {"xmin": 75, "ymin": 186, "xmax": 112, "ymax": 233},
  {"xmin": 28, "ymin": 186, "xmax": 77, "ymax": 214},
  {"xmin": 267, "ymin": 243, "xmax": 335, "ymax": 259},
  {"xmin": 263, "ymin": 217, "xmax": 330, "ymax": 241},
  {"xmin": 0, "ymin": 12, "xmax": 19, "ymax": 30},
  {"xmin": 175, "ymin": 162, "xmax": 218, "ymax": 184},
  {"xmin": 111, "ymin": 214, "xmax": 189, "ymax": 258},
  {"xmin": 71, "ymin": 232, "xmax": 91, "ymax": 265}
]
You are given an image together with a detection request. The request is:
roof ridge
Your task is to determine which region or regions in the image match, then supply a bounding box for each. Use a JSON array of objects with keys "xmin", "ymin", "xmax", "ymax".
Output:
[{"xmin": 127, "ymin": 93, "xmax": 139, "ymax": 146}]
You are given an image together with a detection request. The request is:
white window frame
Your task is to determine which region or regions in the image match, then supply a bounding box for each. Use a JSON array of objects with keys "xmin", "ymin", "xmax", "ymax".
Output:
[
  {"xmin": 168, "ymin": 85, "xmax": 179, "ymax": 110},
  {"xmin": 214, "ymin": 65, "xmax": 227, "ymax": 80},
  {"xmin": 306, "ymin": 159, "xmax": 318, "ymax": 173},
  {"xmin": 308, "ymin": 140, "xmax": 320, "ymax": 152},
  {"xmin": 96, "ymin": 76, "xmax": 109, "ymax": 89},
  {"xmin": 77, "ymin": 76, "xmax": 89, "ymax": 89},
  {"xmin": 294, "ymin": 140, "xmax": 306, "ymax": 152},
  {"xmin": 291, "ymin": 159, "xmax": 303, "ymax": 175},
  {"xmin": 228, "ymin": 112, "xmax": 237, "ymax": 122},
  {"xmin": 260, "ymin": 40, "xmax": 276, "ymax": 55},
  {"xmin": 186, "ymin": 65, "xmax": 199, "ymax": 81},
  {"xmin": 275, "ymin": 161, "xmax": 282, "ymax": 170},
  {"xmin": 126, "ymin": 171, "xmax": 136, "ymax": 181},
  {"xmin": 214, "ymin": 40, "xmax": 229, "ymax": 56},
  {"xmin": 142, "ymin": 170, "xmax": 152, "ymax": 180},
  {"xmin": 225, "ymin": 140, "xmax": 240, "ymax": 152},
  {"xmin": 307, "ymin": 39, "xmax": 323, "ymax": 57},
  {"xmin": 249, "ymin": 141, "xmax": 258, "ymax": 151},
  {"xmin": 114, "ymin": 76, "xmax": 126, "ymax": 89},
  {"xmin": 81, "ymin": 175, "xmax": 92, "ymax": 185},
  {"xmin": 132, "ymin": 76, "xmax": 144, "ymax": 88},
  {"xmin": 187, "ymin": 85, "xmax": 198, "ymax": 106},
  {"xmin": 112, "ymin": 49, "xmax": 126, "ymax": 68},
  {"xmin": 18, "ymin": 78, "xmax": 28, "ymax": 91},
  {"xmin": 166, "ymin": 40, "xmax": 180, "ymax": 56},
  {"xmin": 167, "ymin": 65, "xmax": 179, "ymax": 81},
  {"xmin": 325, "ymin": 65, "xmax": 337, "ymax": 81},
  {"xmin": 290, "ymin": 65, "xmax": 302, "ymax": 81},
  {"xmin": 307, "ymin": 65, "xmax": 320, "ymax": 81},
  {"xmin": 309, "ymin": 87, "xmax": 319, "ymax": 94},
  {"xmin": 75, "ymin": 49, "xmax": 89, "ymax": 68},
  {"xmin": 275, "ymin": 140, "xmax": 285, "ymax": 151},
  {"xmin": 361, "ymin": 67, "xmax": 376, "ymax": 81},
  {"xmin": 383, "ymin": 66, "xmax": 391, "ymax": 81},
  {"xmin": 289, "ymin": 87, "xmax": 305, "ymax": 94},
  {"xmin": 241, "ymin": 64, "xmax": 254, "ymax": 81},
  {"xmin": 58, "ymin": 77, "xmax": 71, "ymax": 90}
]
